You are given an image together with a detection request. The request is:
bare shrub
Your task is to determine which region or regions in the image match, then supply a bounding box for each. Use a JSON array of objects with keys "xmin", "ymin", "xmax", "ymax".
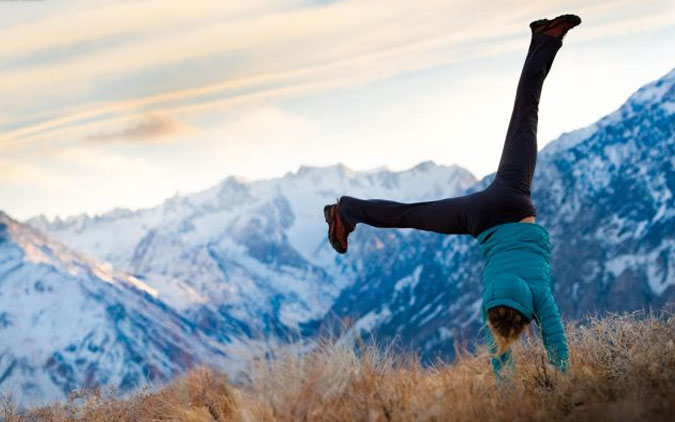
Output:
[{"xmin": 1, "ymin": 392, "xmax": 25, "ymax": 422}]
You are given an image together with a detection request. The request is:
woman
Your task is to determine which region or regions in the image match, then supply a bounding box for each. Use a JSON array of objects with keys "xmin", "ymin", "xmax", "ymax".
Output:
[{"xmin": 323, "ymin": 15, "xmax": 582, "ymax": 376}]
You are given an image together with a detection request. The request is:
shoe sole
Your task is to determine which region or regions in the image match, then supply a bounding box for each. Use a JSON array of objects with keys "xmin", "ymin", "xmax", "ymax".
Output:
[
  {"xmin": 324, "ymin": 205, "xmax": 347, "ymax": 254},
  {"xmin": 530, "ymin": 14, "xmax": 581, "ymax": 33}
]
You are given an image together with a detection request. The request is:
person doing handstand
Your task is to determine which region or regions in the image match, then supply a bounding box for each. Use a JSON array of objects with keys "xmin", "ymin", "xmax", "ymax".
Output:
[{"xmin": 323, "ymin": 14, "xmax": 582, "ymax": 376}]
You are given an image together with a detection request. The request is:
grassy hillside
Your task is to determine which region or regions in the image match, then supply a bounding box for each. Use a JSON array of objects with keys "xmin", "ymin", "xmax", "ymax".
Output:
[{"xmin": 3, "ymin": 312, "xmax": 674, "ymax": 422}]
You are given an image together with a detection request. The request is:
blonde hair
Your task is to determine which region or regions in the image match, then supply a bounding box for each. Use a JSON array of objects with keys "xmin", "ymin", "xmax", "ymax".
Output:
[{"xmin": 487, "ymin": 306, "xmax": 529, "ymax": 354}]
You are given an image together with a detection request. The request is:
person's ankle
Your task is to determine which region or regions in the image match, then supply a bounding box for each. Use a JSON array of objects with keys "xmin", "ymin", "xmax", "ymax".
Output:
[
  {"xmin": 336, "ymin": 198, "xmax": 354, "ymax": 231},
  {"xmin": 532, "ymin": 31, "xmax": 564, "ymax": 47}
]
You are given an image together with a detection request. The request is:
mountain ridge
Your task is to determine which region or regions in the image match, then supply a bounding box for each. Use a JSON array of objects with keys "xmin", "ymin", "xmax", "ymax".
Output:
[{"xmin": 26, "ymin": 162, "xmax": 474, "ymax": 227}]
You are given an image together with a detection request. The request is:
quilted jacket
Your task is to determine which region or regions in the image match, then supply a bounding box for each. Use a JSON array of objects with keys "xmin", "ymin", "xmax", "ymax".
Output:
[{"xmin": 476, "ymin": 222, "xmax": 569, "ymax": 375}]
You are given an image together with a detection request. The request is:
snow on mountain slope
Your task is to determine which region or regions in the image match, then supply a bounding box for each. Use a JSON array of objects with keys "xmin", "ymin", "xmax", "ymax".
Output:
[
  {"xmin": 536, "ymin": 67, "xmax": 675, "ymax": 312},
  {"xmin": 27, "ymin": 162, "xmax": 476, "ymax": 338},
  {"xmin": 324, "ymin": 68, "xmax": 675, "ymax": 362},
  {"xmin": 0, "ymin": 212, "xmax": 230, "ymax": 405}
]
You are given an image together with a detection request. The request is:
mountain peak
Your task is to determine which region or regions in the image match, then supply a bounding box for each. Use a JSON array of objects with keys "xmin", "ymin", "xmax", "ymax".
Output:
[
  {"xmin": 542, "ymin": 67, "xmax": 674, "ymax": 157},
  {"xmin": 412, "ymin": 160, "xmax": 438, "ymax": 171},
  {"xmin": 295, "ymin": 163, "xmax": 353, "ymax": 178},
  {"xmin": 625, "ymin": 67, "xmax": 674, "ymax": 108},
  {"xmin": 0, "ymin": 209, "xmax": 11, "ymax": 222}
]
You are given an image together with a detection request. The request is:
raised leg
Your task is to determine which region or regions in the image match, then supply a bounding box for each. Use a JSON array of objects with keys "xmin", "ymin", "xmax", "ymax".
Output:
[
  {"xmin": 338, "ymin": 193, "xmax": 479, "ymax": 236},
  {"xmin": 330, "ymin": 30, "xmax": 570, "ymax": 241},
  {"xmin": 496, "ymin": 33, "xmax": 562, "ymax": 194}
]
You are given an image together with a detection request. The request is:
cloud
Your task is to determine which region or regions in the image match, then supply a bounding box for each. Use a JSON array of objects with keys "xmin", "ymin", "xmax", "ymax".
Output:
[
  {"xmin": 0, "ymin": 107, "xmax": 315, "ymax": 219},
  {"xmin": 0, "ymin": 0, "xmax": 278, "ymax": 60},
  {"xmin": 0, "ymin": 0, "xmax": 672, "ymax": 164},
  {"xmin": 85, "ymin": 115, "xmax": 194, "ymax": 143},
  {"xmin": 3, "ymin": 0, "xmax": 672, "ymax": 153}
]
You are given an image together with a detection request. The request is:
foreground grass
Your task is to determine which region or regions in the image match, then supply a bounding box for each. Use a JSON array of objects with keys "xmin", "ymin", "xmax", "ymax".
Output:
[{"xmin": 3, "ymin": 313, "xmax": 674, "ymax": 421}]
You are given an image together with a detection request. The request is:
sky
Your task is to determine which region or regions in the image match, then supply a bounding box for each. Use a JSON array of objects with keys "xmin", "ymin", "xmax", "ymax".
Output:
[{"xmin": 1, "ymin": 0, "xmax": 674, "ymax": 220}]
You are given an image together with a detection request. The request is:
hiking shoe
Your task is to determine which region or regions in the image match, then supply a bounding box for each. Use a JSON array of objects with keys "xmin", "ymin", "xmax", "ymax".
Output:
[
  {"xmin": 530, "ymin": 14, "xmax": 581, "ymax": 39},
  {"xmin": 323, "ymin": 201, "xmax": 353, "ymax": 254}
]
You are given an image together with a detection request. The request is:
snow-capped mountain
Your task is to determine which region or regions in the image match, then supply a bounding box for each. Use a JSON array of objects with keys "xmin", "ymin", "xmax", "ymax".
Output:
[
  {"xmin": 323, "ymin": 68, "xmax": 675, "ymax": 361},
  {"xmin": 537, "ymin": 68, "xmax": 674, "ymax": 313},
  {"xmin": 0, "ymin": 212, "xmax": 230, "ymax": 405},
  {"xmin": 27, "ymin": 163, "xmax": 476, "ymax": 343}
]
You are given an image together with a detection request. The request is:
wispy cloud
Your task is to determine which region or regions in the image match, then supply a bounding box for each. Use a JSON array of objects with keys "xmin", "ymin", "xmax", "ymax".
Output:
[
  {"xmin": 2, "ymin": 0, "xmax": 671, "ymax": 152},
  {"xmin": 85, "ymin": 115, "xmax": 195, "ymax": 143}
]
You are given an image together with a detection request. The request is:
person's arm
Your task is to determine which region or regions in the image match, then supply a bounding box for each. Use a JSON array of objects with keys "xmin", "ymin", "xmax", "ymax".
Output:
[{"xmin": 532, "ymin": 287, "xmax": 569, "ymax": 371}]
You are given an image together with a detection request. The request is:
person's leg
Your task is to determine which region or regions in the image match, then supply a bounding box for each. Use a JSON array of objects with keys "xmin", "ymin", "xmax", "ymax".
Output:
[
  {"xmin": 328, "ymin": 19, "xmax": 580, "ymax": 247},
  {"xmin": 496, "ymin": 33, "xmax": 563, "ymax": 194},
  {"xmin": 338, "ymin": 193, "xmax": 479, "ymax": 236}
]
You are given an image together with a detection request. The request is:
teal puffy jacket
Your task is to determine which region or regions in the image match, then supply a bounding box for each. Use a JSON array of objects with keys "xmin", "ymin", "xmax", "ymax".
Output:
[{"xmin": 476, "ymin": 222, "xmax": 568, "ymax": 375}]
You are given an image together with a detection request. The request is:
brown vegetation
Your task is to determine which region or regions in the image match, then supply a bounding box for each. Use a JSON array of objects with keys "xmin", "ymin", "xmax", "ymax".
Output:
[{"xmin": 4, "ymin": 313, "xmax": 674, "ymax": 421}]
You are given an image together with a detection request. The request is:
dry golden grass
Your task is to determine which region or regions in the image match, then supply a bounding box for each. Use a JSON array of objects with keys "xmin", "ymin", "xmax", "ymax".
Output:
[{"xmin": 4, "ymin": 312, "xmax": 674, "ymax": 422}]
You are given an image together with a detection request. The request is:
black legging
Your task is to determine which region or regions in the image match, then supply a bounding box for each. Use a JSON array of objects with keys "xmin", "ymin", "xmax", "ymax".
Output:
[{"xmin": 339, "ymin": 33, "xmax": 563, "ymax": 238}]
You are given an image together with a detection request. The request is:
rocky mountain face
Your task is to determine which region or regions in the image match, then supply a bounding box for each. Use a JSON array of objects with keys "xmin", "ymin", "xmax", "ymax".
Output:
[
  {"xmin": 536, "ymin": 72, "xmax": 675, "ymax": 314},
  {"xmin": 0, "ymin": 212, "xmax": 230, "ymax": 405},
  {"xmin": 9, "ymin": 68, "xmax": 674, "ymax": 402}
]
